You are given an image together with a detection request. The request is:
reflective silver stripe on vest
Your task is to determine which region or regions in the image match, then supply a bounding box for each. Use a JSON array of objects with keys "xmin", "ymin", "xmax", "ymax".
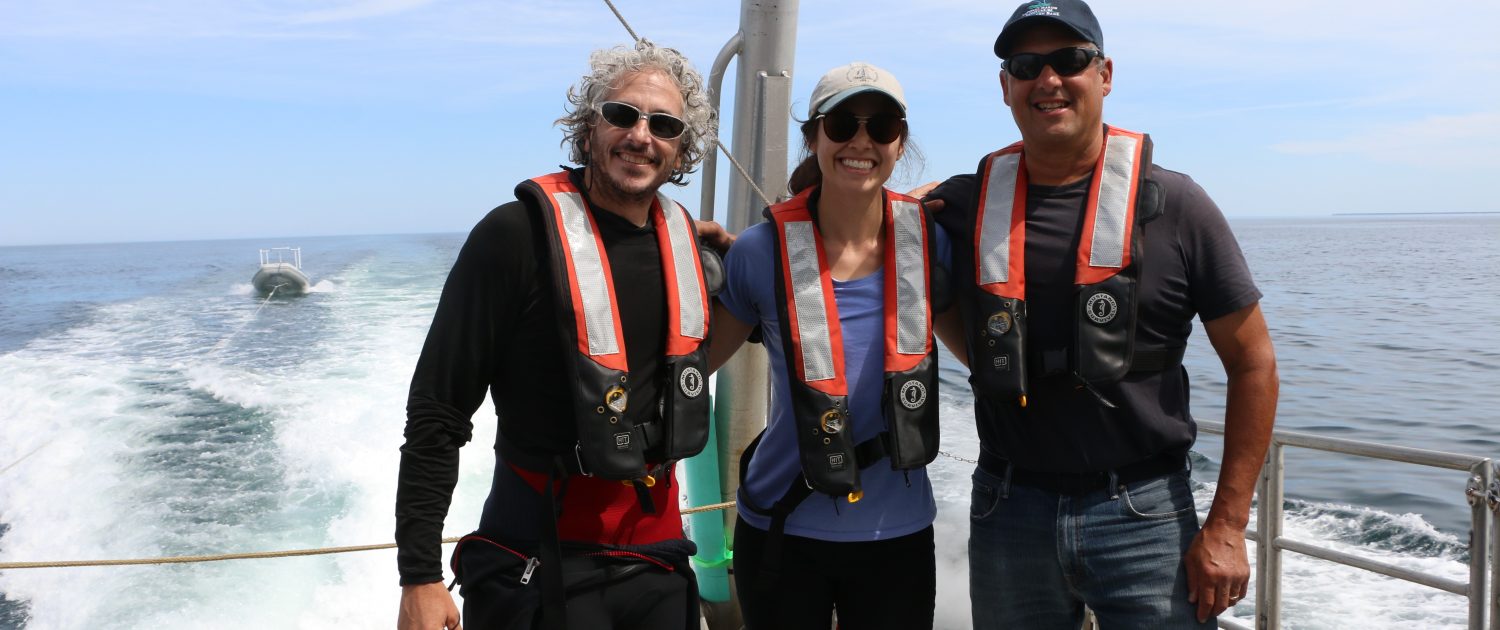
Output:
[
  {"xmin": 890, "ymin": 200, "xmax": 928, "ymax": 355},
  {"xmin": 783, "ymin": 220, "xmax": 836, "ymax": 382},
  {"xmin": 553, "ymin": 191, "xmax": 619, "ymax": 357},
  {"xmin": 1089, "ymin": 134, "xmax": 1139, "ymax": 269},
  {"xmin": 657, "ymin": 193, "xmax": 706, "ymax": 340},
  {"xmin": 978, "ymin": 153, "xmax": 1021, "ymax": 285}
]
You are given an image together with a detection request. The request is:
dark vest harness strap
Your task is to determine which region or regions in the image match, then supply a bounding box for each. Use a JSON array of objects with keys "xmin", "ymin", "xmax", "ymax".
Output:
[{"xmin": 968, "ymin": 126, "xmax": 1176, "ymax": 410}]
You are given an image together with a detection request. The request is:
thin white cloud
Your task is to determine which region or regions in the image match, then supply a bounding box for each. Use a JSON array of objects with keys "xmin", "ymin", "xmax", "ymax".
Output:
[
  {"xmin": 288, "ymin": 0, "xmax": 440, "ymax": 25},
  {"xmin": 1272, "ymin": 111, "xmax": 1500, "ymax": 167}
]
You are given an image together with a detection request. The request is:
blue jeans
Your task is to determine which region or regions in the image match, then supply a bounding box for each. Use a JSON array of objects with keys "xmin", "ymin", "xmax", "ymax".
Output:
[{"xmin": 968, "ymin": 464, "xmax": 1214, "ymax": 630}]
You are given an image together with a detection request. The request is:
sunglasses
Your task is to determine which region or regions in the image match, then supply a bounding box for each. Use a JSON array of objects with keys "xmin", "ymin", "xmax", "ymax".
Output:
[
  {"xmin": 1002, "ymin": 47, "xmax": 1105, "ymax": 81},
  {"xmin": 817, "ymin": 112, "xmax": 907, "ymax": 144},
  {"xmin": 598, "ymin": 101, "xmax": 687, "ymax": 140}
]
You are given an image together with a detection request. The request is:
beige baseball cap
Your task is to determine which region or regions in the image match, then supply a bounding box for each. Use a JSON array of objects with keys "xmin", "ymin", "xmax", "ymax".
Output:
[{"xmin": 807, "ymin": 62, "xmax": 906, "ymax": 118}]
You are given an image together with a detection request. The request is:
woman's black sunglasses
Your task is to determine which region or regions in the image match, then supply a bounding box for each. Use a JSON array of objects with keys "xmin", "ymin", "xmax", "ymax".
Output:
[
  {"xmin": 817, "ymin": 112, "xmax": 906, "ymax": 144},
  {"xmin": 1002, "ymin": 47, "xmax": 1105, "ymax": 81},
  {"xmin": 598, "ymin": 101, "xmax": 687, "ymax": 140}
]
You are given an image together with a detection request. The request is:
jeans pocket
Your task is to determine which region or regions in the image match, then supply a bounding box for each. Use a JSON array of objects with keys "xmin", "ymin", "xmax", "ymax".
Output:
[
  {"xmin": 1120, "ymin": 472, "xmax": 1195, "ymax": 520},
  {"xmin": 970, "ymin": 473, "xmax": 1002, "ymax": 521}
]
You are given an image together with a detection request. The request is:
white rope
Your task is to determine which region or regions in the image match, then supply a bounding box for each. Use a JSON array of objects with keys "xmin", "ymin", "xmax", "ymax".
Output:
[
  {"xmin": 600, "ymin": 0, "xmax": 640, "ymax": 43},
  {"xmin": 0, "ymin": 502, "xmax": 740, "ymax": 570},
  {"xmin": 712, "ymin": 138, "xmax": 776, "ymax": 210},
  {"xmin": 209, "ymin": 284, "xmax": 280, "ymax": 354},
  {"xmin": 0, "ymin": 440, "xmax": 52, "ymax": 477}
]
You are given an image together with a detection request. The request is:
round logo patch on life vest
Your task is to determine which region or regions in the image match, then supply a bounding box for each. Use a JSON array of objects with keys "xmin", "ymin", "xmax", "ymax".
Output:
[
  {"xmin": 819, "ymin": 409, "xmax": 845, "ymax": 434},
  {"xmin": 1085, "ymin": 292, "xmax": 1118, "ymax": 325},
  {"xmin": 899, "ymin": 380, "xmax": 927, "ymax": 410},
  {"xmin": 986, "ymin": 311, "xmax": 1013, "ymax": 336},
  {"xmin": 605, "ymin": 385, "xmax": 628, "ymax": 414},
  {"xmin": 679, "ymin": 366, "xmax": 704, "ymax": 398}
]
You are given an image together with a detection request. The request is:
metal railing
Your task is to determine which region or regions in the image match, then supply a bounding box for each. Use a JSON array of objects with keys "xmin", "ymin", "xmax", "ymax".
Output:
[
  {"xmin": 1196, "ymin": 419, "xmax": 1499, "ymax": 630},
  {"xmin": 258, "ymin": 247, "xmax": 301, "ymax": 269}
]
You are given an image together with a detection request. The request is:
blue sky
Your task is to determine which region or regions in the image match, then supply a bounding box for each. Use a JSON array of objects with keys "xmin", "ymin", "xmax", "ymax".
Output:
[{"xmin": 2, "ymin": 0, "xmax": 1497, "ymax": 246}]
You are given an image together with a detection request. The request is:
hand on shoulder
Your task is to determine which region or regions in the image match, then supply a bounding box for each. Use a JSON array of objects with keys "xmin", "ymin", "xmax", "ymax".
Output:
[
  {"xmin": 694, "ymin": 219, "xmax": 736, "ymax": 255},
  {"xmin": 907, "ymin": 181, "xmax": 945, "ymax": 212}
]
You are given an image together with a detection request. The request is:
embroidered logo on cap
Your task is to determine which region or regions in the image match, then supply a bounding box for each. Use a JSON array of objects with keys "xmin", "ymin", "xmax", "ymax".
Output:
[
  {"xmin": 1022, "ymin": 1, "xmax": 1060, "ymax": 18},
  {"xmin": 846, "ymin": 63, "xmax": 878, "ymax": 85}
]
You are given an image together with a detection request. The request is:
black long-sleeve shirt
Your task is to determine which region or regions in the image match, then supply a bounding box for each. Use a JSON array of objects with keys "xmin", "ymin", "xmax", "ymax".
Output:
[{"xmin": 396, "ymin": 169, "xmax": 677, "ymax": 585}]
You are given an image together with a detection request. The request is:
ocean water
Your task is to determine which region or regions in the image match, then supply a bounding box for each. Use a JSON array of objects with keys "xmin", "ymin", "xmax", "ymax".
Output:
[{"xmin": 0, "ymin": 215, "xmax": 1496, "ymax": 629}]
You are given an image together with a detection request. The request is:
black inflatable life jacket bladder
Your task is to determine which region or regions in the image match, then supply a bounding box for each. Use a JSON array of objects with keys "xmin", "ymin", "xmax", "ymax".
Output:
[
  {"xmin": 968, "ymin": 125, "xmax": 1177, "ymax": 410},
  {"xmin": 515, "ymin": 171, "xmax": 713, "ymax": 482},
  {"xmin": 760, "ymin": 186, "xmax": 940, "ymax": 499}
]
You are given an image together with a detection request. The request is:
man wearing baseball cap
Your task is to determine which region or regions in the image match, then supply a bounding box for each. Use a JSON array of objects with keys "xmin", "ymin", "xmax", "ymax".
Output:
[{"xmin": 923, "ymin": 0, "xmax": 1279, "ymax": 627}]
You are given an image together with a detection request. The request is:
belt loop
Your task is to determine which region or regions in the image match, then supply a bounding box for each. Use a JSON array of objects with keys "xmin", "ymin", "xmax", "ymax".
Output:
[
  {"xmin": 1001, "ymin": 462, "xmax": 1014, "ymax": 499},
  {"xmin": 1107, "ymin": 470, "xmax": 1120, "ymax": 499}
]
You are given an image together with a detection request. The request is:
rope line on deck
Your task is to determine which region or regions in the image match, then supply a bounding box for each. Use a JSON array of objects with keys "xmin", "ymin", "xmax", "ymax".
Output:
[
  {"xmin": 0, "ymin": 501, "xmax": 742, "ymax": 570},
  {"xmin": 0, "ymin": 463, "xmax": 979, "ymax": 569}
]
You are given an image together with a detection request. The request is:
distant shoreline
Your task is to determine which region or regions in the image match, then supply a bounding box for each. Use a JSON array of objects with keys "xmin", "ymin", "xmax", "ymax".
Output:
[{"xmin": 1333, "ymin": 211, "xmax": 1500, "ymax": 216}]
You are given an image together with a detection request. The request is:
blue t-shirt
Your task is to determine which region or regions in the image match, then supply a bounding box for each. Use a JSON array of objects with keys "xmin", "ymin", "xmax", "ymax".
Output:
[{"xmin": 720, "ymin": 213, "xmax": 952, "ymax": 542}]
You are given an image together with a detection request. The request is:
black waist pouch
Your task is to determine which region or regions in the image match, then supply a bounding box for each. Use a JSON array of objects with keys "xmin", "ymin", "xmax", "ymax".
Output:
[{"xmin": 450, "ymin": 533, "xmax": 690, "ymax": 630}]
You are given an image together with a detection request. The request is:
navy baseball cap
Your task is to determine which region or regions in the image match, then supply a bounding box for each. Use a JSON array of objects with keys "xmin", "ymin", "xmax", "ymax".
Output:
[{"xmin": 994, "ymin": 0, "xmax": 1103, "ymax": 59}]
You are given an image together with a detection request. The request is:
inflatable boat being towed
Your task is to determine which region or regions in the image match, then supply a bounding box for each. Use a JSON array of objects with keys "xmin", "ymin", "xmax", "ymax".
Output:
[{"xmin": 252, "ymin": 247, "xmax": 310, "ymax": 296}]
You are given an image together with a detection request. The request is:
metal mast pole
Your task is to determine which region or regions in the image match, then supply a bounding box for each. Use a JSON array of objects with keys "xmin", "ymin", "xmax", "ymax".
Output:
[{"xmin": 701, "ymin": 2, "xmax": 798, "ymax": 628}]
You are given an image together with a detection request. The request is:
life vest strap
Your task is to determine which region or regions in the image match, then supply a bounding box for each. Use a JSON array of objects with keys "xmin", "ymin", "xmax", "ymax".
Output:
[
  {"xmin": 738, "ymin": 430, "xmax": 897, "ymax": 591},
  {"xmin": 1026, "ymin": 345, "xmax": 1185, "ymax": 377},
  {"xmin": 498, "ymin": 419, "xmax": 668, "ymax": 478},
  {"xmin": 1129, "ymin": 345, "xmax": 1185, "ymax": 372}
]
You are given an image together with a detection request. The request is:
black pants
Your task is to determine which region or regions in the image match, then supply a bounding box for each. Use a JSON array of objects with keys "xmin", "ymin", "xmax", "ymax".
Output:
[
  {"xmin": 733, "ymin": 517, "xmax": 936, "ymax": 630},
  {"xmin": 456, "ymin": 537, "xmax": 694, "ymax": 630}
]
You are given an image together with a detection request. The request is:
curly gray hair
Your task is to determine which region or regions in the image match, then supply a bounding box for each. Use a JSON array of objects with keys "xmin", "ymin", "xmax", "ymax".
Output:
[{"xmin": 558, "ymin": 40, "xmax": 718, "ymax": 186}]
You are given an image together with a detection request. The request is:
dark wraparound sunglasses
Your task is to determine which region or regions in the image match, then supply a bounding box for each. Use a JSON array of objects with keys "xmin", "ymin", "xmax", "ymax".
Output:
[
  {"xmin": 598, "ymin": 101, "xmax": 687, "ymax": 140},
  {"xmin": 817, "ymin": 112, "xmax": 907, "ymax": 144},
  {"xmin": 1003, "ymin": 47, "xmax": 1105, "ymax": 81}
]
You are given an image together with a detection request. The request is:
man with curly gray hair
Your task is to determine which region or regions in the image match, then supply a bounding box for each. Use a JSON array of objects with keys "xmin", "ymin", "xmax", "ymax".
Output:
[
  {"xmin": 558, "ymin": 40, "xmax": 718, "ymax": 191},
  {"xmin": 396, "ymin": 40, "xmax": 727, "ymax": 630}
]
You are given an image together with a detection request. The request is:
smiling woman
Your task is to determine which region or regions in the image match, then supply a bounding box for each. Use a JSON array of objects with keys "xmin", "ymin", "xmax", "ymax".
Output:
[{"xmin": 707, "ymin": 62, "xmax": 952, "ymax": 630}]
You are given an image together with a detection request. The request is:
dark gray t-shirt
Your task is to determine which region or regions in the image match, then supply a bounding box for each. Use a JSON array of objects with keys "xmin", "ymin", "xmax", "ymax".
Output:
[{"xmin": 931, "ymin": 163, "xmax": 1261, "ymax": 473}]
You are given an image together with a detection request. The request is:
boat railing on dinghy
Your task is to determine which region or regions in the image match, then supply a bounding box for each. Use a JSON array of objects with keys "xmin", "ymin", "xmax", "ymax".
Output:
[{"xmin": 259, "ymin": 247, "xmax": 302, "ymax": 269}]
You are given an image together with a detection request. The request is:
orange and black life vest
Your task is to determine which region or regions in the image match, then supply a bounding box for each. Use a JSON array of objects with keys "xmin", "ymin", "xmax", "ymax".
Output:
[
  {"xmin": 514, "ymin": 171, "xmax": 712, "ymax": 482},
  {"xmin": 760, "ymin": 186, "xmax": 940, "ymax": 498},
  {"xmin": 969, "ymin": 125, "xmax": 1176, "ymax": 409}
]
